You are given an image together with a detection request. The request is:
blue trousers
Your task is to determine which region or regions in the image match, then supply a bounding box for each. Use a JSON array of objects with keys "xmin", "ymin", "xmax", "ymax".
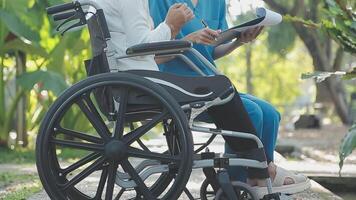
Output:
[{"xmin": 226, "ymin": 94, "xmax": 281, "ymax": 181}]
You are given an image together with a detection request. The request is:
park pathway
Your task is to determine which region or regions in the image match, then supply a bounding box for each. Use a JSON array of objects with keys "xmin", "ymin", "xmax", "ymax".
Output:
[{"xmin": 27, "ymin": 132, "xmax": 344, "ymax": 200}]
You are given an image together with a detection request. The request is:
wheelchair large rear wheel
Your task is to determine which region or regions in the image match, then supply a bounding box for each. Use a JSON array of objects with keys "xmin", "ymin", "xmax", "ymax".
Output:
[{"xmin": 36, "ymin": 73, "xmax": 193, "ymax": 200}]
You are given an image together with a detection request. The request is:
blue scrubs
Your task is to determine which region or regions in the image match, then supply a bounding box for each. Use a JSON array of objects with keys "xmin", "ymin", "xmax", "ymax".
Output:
[
  {"xmin": 149, "ymin": 0, "xmax": 228, "ymax": 76},
  {"xmin": 149, "ymin": 0, "xmax": 280, "ymax": 180}
]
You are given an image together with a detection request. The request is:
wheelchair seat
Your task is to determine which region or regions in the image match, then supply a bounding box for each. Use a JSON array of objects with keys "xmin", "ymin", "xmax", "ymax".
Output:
[{"xmin": 127, "ymin": 70, "xmax": 234, "ymax": 105}]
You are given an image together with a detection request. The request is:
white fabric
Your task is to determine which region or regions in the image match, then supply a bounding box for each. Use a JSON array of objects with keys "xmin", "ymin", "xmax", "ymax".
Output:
[
  {"xmin": 95, "ymin": 0, "xmax": 171, "ymax": 71},
  {"xmin": 253, "ymin": 166, "xmax": 311, "ymax": 199},
  {"xmin": 273, "ymin": 166, "xmax": 308, "ymax": 187}
]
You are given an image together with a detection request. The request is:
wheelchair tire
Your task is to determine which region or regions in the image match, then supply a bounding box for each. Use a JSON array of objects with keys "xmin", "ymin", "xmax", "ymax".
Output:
[
  {"xmin": 36, "ymin": 72, "xmax": 193, "ymax": 200},
  {"xmin": 200, "ymin": 179, "xmax": 216, "ymax": 200},
  {"xmin": 215, "ymin": 181, "xmax": 259, "ymax": 200}
]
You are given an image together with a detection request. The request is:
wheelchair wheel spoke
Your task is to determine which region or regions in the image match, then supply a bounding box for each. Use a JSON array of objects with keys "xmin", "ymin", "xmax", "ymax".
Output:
[
  {"xmin": 62, "ymin": 157, "xmax": 106, "ymax": 191},
  {"xmin": 77, "ymin": 99, "xmax": 111, "ymax": 141},
  {"xmin": 62, "ymin": 152, "xmax": 101, "ymax": 176},
  {"xmin": 136, "ymin": 138, "xmax": 151, "ymax": 152},
  {"xmin": 113, "ymin": 89, "xmax": 129, "ymax": 139},
  {"xmin": 105, "ymin": 161, "xmax": 119, "ymax": 200},
  {"xmin": 127, "ymin": 146, "xmax": 180, "ymax": 163},
  {"xmin": 95, "ymin": 166, "xmax": 108, "ymax": 199},
  {"xmin": 52, "ymin": 139, "xmax": 104, "ymax": 152},
  {"xmin": 55, "ymin": 127, "xmax": 103, "ymax": 144},
  {"xmin": 114, "ymin": 188, "xmax": 125, "ymax": 200},
  {"xmin": 123, "ymin": 111, "xmax": 168, "ymax": 145},
  {"xmin": 121, "ymin": 159, "xmax": 155, "ymax": 199}
]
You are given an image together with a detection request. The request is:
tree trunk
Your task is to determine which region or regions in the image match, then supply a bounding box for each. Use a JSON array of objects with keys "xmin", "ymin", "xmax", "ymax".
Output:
[
  {"xmin": 324, "ymin": 77, "xmax": 351, "ymax": 124},
  {"xmin": 15, "ymin": 51, "xmax": 28, "ymax": 147},
  {"xmin": 292, "ymin": 22, "xmax": 350, "ymax": 124},
  {"xmin": 0, "ymin": 57, "xmax": 6, "ymax": 146}
]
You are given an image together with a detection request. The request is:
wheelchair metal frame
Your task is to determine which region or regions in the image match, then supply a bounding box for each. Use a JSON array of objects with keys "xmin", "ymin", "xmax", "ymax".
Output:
[{"xmin": 44, "ymin": 0, "xmax": 278, "ymax": 199}]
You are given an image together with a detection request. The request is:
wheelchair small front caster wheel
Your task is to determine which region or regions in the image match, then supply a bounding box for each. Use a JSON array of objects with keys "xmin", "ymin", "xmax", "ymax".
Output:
[
  {"xmin": 215, "ymin": 181, "xmax": 259, "ymax": 200},
  {"xmin": 200, "ymin": 179, "xmax": 216, "ymax": 200}
]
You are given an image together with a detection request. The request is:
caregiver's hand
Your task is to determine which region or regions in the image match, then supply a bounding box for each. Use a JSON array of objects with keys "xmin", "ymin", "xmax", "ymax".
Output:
[
  {"xmin": 183, "ymin": 28, "xmax": 220, "ymax": 45},
  {"xmin": 238, "ymin": 26, "xmax": 264, "ymax": 44},
  {"xmin": 165, "ymin": 3, "xmax": 194, "ymax": 38}
]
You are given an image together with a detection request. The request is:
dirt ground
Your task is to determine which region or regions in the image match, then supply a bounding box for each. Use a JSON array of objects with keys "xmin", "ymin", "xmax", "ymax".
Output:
[{"xmin": 278, "ymin": 124, "xmax": 355, "ymax": 164}]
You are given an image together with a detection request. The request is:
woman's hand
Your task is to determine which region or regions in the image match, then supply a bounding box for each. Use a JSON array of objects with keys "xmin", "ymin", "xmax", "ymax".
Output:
[
  {"xmin": 237, "ymin": 26, "xmax": 264, "ymax": 44},
  {"xmin": 165, "ymin": 3, "xmax": 194, "ymax": 38},
  {"xmin": 183, "ymin": 28, "xmax": 220, "ymax": 45}
]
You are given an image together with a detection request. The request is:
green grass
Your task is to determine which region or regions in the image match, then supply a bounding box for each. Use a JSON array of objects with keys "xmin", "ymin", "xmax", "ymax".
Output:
[
  {"xmin": 0, "ymin": 172, "xmax": 37, "ymax": 188},
  {"xmin": 0, "ymin": 172, "xmax": 42, "ymax": 200},
  {"xmin": 0, "ymin": 148, "xmax": 35, "ymax": 164},
  {"xmin": 0, "ymin": 180, "xmax": 42, "ymax": 200},
  {"xmin": 0, "ymin": 147, "xmax": 89, "ymax": 164}
]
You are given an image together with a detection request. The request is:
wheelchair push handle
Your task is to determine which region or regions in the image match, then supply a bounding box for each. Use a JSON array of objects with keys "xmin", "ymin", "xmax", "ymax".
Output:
[
  {"xmin": 46, "ymin": 2, "xmax": 76, "ymax": 15},
  {"xmin": 52, "ymin": 11, "xmax": 76, "ymax": 21}
]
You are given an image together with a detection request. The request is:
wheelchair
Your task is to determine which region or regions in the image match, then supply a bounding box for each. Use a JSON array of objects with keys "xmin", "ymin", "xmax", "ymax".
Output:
[{"xmin": 36, "ymin": 1, "xmax": 283, "ymax": 199}]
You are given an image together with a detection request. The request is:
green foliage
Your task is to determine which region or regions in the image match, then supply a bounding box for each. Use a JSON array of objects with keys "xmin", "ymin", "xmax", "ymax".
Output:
[
  {"xmin": 301, "ymin": 71, "xmax": 348, "ymax": 82},
  {"xmin": 0, "ymin": 0, "xmax": 91, "ymax": 147},
  {"xmin": 323, "ymin": 0, "xmax": 356, "ymax": 53},
  {"xmin": 217, "ymin": 34, "xmax": 313, "ymax": 112},
  {"xmin": 300, "ymin": 69, "xmax": 355, "ymax": 171},
  {"xmin": 267, "ymin": 21, "xmax": 297, "ymax": 55},
  {"xmin": 0, "ymin": 9, "xmax": 40, "ymax": 42},
  {"xmin": 0, "ymin": 39, "xmax": 48, "ymax": 57},
  {"xmin": 339, "ymin": 124, "xmax": 356, "ymax": 172},
  {"xmin": 16, "ymin": 70, "xmax": 68, "ymax": 96},
  {"xmin": 343, "ymin": 68, "xmax": 356, "ymax": 80},
  {"xmin": 280, "ymin": 0, "xmax": 356, "ymax": 54}
]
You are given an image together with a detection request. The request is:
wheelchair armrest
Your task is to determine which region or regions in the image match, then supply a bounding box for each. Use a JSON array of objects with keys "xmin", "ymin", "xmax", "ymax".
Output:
[{"xmin": 126, "ymin": 40, "xmax": 193, "ymax": 56}]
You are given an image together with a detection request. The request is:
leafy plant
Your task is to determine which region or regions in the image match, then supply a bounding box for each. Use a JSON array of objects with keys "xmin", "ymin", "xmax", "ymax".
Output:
[
  {"xmin": 265, "ymin": 0, "xmax": 355, "ymax": 124},
  {"xmin": 339, "ymin": 124, "xmax": 356, "ymax": 172},
  {"xmin": 301, "ymin": 69, "xmax": 355, "ymax": 172},
  {"xmin": 0, "ymin": 0, "xmax": 91, "ymax": 148},
  {"xmin": 279, "ymin": 0, "xmax": 356, "ymax": 54}
]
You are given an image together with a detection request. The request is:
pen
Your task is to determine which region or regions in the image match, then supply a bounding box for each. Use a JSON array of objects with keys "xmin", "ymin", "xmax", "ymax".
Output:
[
  {"xmin": 201, "ymin": 19, "xmax": 208, "ymax": 28},
  {"xmin": 201, "ymin": 19, "xmax": 218, "ymax": 41}
]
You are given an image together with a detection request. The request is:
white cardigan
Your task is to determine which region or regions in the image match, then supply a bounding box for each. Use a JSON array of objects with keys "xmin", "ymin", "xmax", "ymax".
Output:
[{"xmin": 96, "ymin": 0, "xmax": 171, "ymax": 71}]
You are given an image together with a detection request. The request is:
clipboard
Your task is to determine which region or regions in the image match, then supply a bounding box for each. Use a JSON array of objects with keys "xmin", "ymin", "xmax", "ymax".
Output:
[{"xmin": 214, "ymin": 8, "xmax": 283, "ymax": 46}]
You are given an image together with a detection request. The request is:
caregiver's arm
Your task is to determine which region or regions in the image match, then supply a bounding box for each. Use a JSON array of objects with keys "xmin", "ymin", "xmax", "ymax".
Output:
[
  {"xmin": 121, "ymin": 0, "xmax": 193, "ymax": 47},
  {"xmin": 213, "ymin": 27, "xmax": 263, "ymax": 60},
  {"xmin": 155, "ymin": 28, "xmax": 220, "ymax": 64}
]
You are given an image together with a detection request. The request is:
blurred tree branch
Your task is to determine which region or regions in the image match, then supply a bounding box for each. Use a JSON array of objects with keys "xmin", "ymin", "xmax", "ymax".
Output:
[{"xmin": 264, "ymin": 0, "xmax": 354, "ymax": 124}]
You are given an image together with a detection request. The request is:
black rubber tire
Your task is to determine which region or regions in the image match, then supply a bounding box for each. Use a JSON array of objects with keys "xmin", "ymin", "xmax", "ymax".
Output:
[
  {"xmin": 36, "ymin": 72, "xmax": 193, "ymax": 200},
  {"xmin": 200, "ymin": 179, "xmax": 216, "ymax": 200},
  {"xmin": 215, "ymin": 181, "xmax": 259, "ymax": 200}
]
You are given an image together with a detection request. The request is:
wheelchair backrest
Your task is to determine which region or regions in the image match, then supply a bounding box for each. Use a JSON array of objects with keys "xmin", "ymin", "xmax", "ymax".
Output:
[
  {"xmin": 84, "ymin": 9, "xmax": 111, "ymax": 76},
  {"xmin": 84, "ymin": 10, "xmax": 116, "ymax": 119}
]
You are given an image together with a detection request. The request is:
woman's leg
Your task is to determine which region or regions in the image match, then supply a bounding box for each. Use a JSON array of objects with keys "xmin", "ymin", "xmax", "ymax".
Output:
[
  {"xmin": 225, "ymin": 97, "xmax": 263, "ymax": 181},
  {"xmin": 240, "ymin": 94, "xmax": 281, "ymax": 162},
  {"xmin": 239, "ymin": 94, "xmax": 304, "ymax": 187},
  {"xmin": 207, "ymin": 92, "xmax": 268, "ymax": 179}
]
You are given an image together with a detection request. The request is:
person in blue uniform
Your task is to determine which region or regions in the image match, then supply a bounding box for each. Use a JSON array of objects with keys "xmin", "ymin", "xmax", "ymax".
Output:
[{"xmin": 149, "ymin": 0, "xmax": 309, "ymax": 194}]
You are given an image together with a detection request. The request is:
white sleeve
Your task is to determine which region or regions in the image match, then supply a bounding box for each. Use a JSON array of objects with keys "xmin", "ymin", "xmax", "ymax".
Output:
[{"xmin": 119, "ymin": 0, "xmax": 172, "ymax": 47}]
